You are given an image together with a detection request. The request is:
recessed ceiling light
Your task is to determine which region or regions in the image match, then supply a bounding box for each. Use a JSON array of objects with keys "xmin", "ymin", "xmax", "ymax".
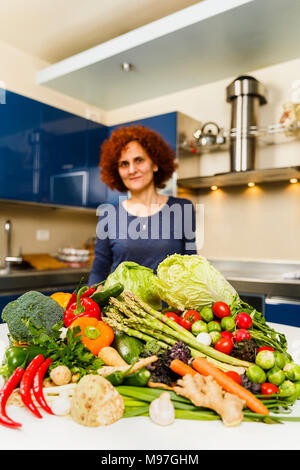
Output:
[
  {"xmin": 289, "ymin": 178, "xmax": 298, "ymax": 184},
  {"xmin": 248, "ymin": 182, "xmax": 255, "ymax": 187},
  {"xmin": 121, "ymin": 62, "xmax": 134, "ymax": 72},
  {"xmin": 210, "ymin": 185, "xmax": 218, "ymax": 191}
]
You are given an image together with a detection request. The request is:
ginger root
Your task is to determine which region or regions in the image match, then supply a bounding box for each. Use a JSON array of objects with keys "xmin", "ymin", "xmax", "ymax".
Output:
[
  {"xmin": 173, "ymin": 373, "xmax": 245, "ymax": 427},
  {"xmin": 97, "ymin": 355, "xmax": 158, "ymax": 377}
]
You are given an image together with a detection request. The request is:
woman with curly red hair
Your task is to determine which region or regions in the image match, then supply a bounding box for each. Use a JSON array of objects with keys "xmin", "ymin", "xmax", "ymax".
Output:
[{"xmin": 88, "ymin": 124, "xmax": 197, "ymax": 286}]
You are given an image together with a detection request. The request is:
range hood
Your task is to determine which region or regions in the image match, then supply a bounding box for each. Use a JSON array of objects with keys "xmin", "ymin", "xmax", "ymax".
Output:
[{"xmin": 177, "ymin": 166, "xmax": 300, "ymax": 190}]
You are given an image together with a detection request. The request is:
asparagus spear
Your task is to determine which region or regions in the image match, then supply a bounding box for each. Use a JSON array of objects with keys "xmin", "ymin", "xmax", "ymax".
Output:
[{"xmin": 115, "ymin": 293, "xmax": 251, "ymax": 368}]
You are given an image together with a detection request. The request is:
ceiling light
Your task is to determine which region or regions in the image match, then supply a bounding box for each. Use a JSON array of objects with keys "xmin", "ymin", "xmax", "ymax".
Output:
[
  {"xmin": 210, "ymin": 185, "xmax": 218, "ymax": 191},
  {"xmin": 248, "ymin": 182, "xmax": 255, "ymax": 187},
  {"xmin": 289, "ymin": 178, "xmax": 298, "ymax": 184},
  {"xmin": 121, "ymin": 62, "xmax": 134, "ymax": 72}
]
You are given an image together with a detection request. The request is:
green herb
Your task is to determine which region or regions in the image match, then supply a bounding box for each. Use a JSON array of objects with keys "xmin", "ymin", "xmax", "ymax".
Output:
[{"xmin": 23, "ymin": 319, "xmax": 104, "ymax": 379}]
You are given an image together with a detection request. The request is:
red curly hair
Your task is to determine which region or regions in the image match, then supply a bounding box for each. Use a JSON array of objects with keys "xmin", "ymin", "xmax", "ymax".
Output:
[{"xmin": 99, "ymin": 125, "xmax": 177, "ymax": 192}]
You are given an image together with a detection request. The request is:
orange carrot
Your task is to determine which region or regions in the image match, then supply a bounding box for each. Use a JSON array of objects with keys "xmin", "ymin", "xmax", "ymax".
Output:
[
  {"xmin": 192, "ymin": 357, "xmax": 269, "ymax": 416},
  {"xmin": 170, "ymin": 359, "xmax": 198, "ymax": 377}
]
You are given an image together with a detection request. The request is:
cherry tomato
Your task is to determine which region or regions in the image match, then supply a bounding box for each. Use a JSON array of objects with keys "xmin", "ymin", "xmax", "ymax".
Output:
[
  {"xmin": 183, "ymin": 310, "xmax": 202, "ymax": 324},
  {"xmin": 261, "ymin": 382, "xmax": 279, "ymax": 397},
  {"xmin": 214, "ymin": 338, "xmax": 233, "ymax": 355},
  {"xmin": 234, "ymin": 329, "xmax": 251, "ymax": 342},
  {"xmin": 165, "ymin": 312, "xmax": 180, "ymax": 323},
  {"xmin": 212, "ymin": 302, "xmax": 231, "ymax": 319},
  {"xmin": 221, "ymin": 331, "xmax": 234, "ymax": 342},
  {"xmin": 258, "ymin": 346, "xmax": 275, "ymax": 352},
  {"xmin": 225, "ymin": 371, "xmax": 242, "ymax": 385},
  {"xmin": 235, "ymin": 312, "xmax": 252, "ymax": 329},
  {"xmin": 178, "ymin": 317, "xmax": 192, "ymax": 331}
]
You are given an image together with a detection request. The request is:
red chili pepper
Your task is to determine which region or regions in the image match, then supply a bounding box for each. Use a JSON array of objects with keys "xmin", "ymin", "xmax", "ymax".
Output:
[
  {"xmin": 64, "ymin": 286, "xmax": 101, "ymax": 327},
  {"xmin": 32, "ymin": 358, "xmax": 54, "ymax": 415},
  {"xmin": 19, "ymin": 355, "xmax": 45, "ymax": 418},
  {"xmin": 0, "ymin": 367, "xmax": 25, "ymax": 428},
  {"xmin": 81, "ymin": 286, "xmax": 96, "ymax": 298}
]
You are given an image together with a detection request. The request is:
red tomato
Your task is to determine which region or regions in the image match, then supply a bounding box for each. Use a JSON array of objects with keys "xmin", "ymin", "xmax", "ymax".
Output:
[
  {"xmin": 221, "ymin": 331, "xmax": 234, "ymax": 342},
  {"xmin": 258, "ymin": 346, "xmax": 275, "ymax": 352},
  {"xmin": 178, "ymin": 317, "xmax": 192, "ymax": 331},
  {"xmin": 165, "ymin": 312, "xmax": 180, "ymax": 323},
  {"xmin": 214, "ymin": 338, "xmax": 233, "ymax": 355},
  {"xmin": 212, "ymin": 302, "xmax": 231, "ymax": 319},
  {"xmin": 261, "ymin": 383, "xmax": 279, "ymax": 396},
  {"xmin": 234, "ymin": 329, "xmax": 251, "ymax": 342},
  {"xmin": 235, "ymin": 312, "xmax": 252, "ymax": 329},
  {"xmin": 183, "ymin": 310, "xmax": 201, "ymax": 323},
  {"xmin": 225, "ymin": 371, "xmax": 242, "ymax": 385}
]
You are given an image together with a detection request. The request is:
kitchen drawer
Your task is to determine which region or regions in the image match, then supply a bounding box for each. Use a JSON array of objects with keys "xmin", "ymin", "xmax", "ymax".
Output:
[{"xmin": 265, "ymin": 296, "xmax": 300, "ymax": 328}]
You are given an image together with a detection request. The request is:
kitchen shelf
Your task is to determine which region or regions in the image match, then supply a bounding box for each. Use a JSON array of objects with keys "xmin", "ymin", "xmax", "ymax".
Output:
[
  {"xmin": 177, "ymin": 166, "xmax": 300, "ymax": 190},
  {"xmin": 36, "ymin": 0, "xmax": 300, "ymax": 111},
  {"xmin": 179, "ymin": 121, "xmax": 300, "ymax": 156}
]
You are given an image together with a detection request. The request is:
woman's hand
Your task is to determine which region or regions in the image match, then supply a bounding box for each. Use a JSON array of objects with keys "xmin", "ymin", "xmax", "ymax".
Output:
[{"xmin": 94, "ymin": 284, "xmax": 104, "ymax": 294}]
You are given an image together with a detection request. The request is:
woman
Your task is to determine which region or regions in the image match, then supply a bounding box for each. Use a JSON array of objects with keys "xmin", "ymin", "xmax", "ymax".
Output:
[{"xmin": 88, "ymin": 125, "xmax": 197, "ymax": 286}]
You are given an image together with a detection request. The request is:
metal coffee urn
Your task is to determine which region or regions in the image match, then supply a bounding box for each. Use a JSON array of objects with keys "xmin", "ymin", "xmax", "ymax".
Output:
[{"xmin": 226, "ymin": 75, "xmax": 267, "ymax": 172}]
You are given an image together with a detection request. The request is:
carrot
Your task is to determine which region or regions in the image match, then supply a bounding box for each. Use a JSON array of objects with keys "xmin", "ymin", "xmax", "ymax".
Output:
[
  {"xmin": 170, "ymin": 359, "xmax": 198, "ymax": 377},
  {"xmin": 192, "ymin": 357, "xmax": 269, "ymax": 416}
]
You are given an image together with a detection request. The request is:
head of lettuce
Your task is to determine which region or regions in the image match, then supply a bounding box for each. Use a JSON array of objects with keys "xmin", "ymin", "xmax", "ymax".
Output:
[
  {"xmin": 104, "ymin": 261, "xmax": 162, "ymax": 310},
  {"xmin": 153, "ymin": 254, "xmax": 237, "ymax": 311}
]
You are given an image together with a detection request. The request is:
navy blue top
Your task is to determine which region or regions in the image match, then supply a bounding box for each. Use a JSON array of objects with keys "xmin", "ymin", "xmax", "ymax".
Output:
[{"xmin": 88, "ymin": 196, "xmax": 197, "ymax": 286}]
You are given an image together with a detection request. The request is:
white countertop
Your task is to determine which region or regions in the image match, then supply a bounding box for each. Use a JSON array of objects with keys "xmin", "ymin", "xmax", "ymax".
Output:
[{"xmin": 0, "ymin": 322, "xmax": 299, "ymax": 451}]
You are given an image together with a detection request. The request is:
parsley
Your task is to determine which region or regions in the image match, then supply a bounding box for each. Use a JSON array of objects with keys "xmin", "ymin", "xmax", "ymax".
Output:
[{"xmin": 24, "ymin": 319, "xmax": 104, "ymax": 379}]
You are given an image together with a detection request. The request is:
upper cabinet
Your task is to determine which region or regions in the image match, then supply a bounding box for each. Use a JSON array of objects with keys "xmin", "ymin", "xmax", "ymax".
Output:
[
  {"xmin": 0, "ymin": 91, "xmax": 42, "ymax": 202},
  {"xmin": 0, "ymin": 91, "xmax": 190, "ymax": 209},
  {"xmin": 36, "ymin": 0, "xmax": 300, "ymax": 111},
  {"xmin": 0, "ymin": 90, "xmax": 108, "ymax": 209}
]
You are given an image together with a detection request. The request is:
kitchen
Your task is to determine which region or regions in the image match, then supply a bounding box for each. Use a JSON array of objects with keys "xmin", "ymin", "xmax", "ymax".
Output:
[{"xmin": 0, "ymin": 0, "xmax": 300, "ymax": 452}]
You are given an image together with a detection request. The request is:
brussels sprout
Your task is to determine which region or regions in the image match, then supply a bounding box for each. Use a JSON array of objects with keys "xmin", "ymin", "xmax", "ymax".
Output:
[
  {"xmin": 267, "ymin": 366, "xmax": 286, "ymax": 386},
  {"xmin": 209, "ymin": 331, "xmax": 222, "ymax": 345},
  {"xmin": 255, "ymin": 350, "xmax": 275, "ymax": 370},
  {"xmin": 200, "ymin": 306, "xmax": 214, "ymax": 323},
  {"xmin": 273, "ymin": 351, "xmax": 288, "ymax": 369},
  {"xmin": 191, "ymin": 320, "xmax": 208, "ymax": 336},
  {"xmin": 246, "ymin": 365, "xmax": 267, "ymax": 384},
  {"xmin": 279, "ymin": 380, "xmax": 296, "ymax": 397},
  {"xmin": 207, "ymin": 321, "xmax": 222, "ymax": 333},
  {"xmin": 283, "ymin": 362, "xmax": 300, "ymax": 382},
  {"xmin": 220, "ymin": 316, "xmax": 235, "ymax": 332},
  {"xmin": 294, "ymin": 382, "xmax": 300, "ymax": 399}
]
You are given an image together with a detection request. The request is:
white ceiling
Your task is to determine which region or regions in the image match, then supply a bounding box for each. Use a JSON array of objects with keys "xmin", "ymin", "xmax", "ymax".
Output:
[{"xmin": 0, "ymin": 0, "xmax": 202, "ymax": 63}]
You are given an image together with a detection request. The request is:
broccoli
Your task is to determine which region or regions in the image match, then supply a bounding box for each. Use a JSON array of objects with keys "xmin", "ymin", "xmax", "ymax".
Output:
[{"xmin": 1, "ymin": 290, "xmax": 64, "ymax": 344}]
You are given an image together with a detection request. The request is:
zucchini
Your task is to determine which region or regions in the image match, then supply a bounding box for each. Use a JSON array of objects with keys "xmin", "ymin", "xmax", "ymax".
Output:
[
  {"xmin": 114, "ymin": 330, "xmax": 144, "ymax": 364},
  {"xmin": 90, "ymin": 282, "xmax": 124, "ymax": 307}
]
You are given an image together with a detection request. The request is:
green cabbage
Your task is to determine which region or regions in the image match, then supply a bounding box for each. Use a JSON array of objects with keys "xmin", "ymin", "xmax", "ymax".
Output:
[
  {"xmin": 153, "ymin": 254, "xmax": 237, "ymax": 311},
  {"xmin": 104, "ymin": 261, "xmax": 161, "ymax": 310}
]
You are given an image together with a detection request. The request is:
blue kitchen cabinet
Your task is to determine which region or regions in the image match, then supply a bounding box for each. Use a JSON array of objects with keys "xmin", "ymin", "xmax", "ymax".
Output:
[
  {"xmin": 0, "ymin": 90, "xmax": 42, "ymax": 202},
  {"xmin": 265, "ymin": 297, "xmax": 300, "ymax": 328},
  {"xmin": 40, "ymin": 103, "xmax": 108, "ymax": 208},
  {"xmin": 106, "ymin": 112, "xmax": 178, "ymax": 203}
]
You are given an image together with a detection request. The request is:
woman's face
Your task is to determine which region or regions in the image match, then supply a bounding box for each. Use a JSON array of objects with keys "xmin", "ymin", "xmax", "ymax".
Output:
[{"xmin": 118, "ymin": 141, "xmax": 158, "ymax": 193}]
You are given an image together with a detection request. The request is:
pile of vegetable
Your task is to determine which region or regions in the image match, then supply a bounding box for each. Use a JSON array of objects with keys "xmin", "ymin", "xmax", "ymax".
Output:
[{"xmin": 0, "ymin": 254, "xmax": 299, "ymax": 430}]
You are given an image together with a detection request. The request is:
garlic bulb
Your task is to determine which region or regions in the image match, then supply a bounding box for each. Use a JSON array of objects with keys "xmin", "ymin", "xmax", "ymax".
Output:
[
  {"xmin": 51, "ymin": 394, "xmax": 71, "ymax": 416},
  {"xmin": 149, "ymin": 392, "xmax": 175, "ymax": 426}
]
